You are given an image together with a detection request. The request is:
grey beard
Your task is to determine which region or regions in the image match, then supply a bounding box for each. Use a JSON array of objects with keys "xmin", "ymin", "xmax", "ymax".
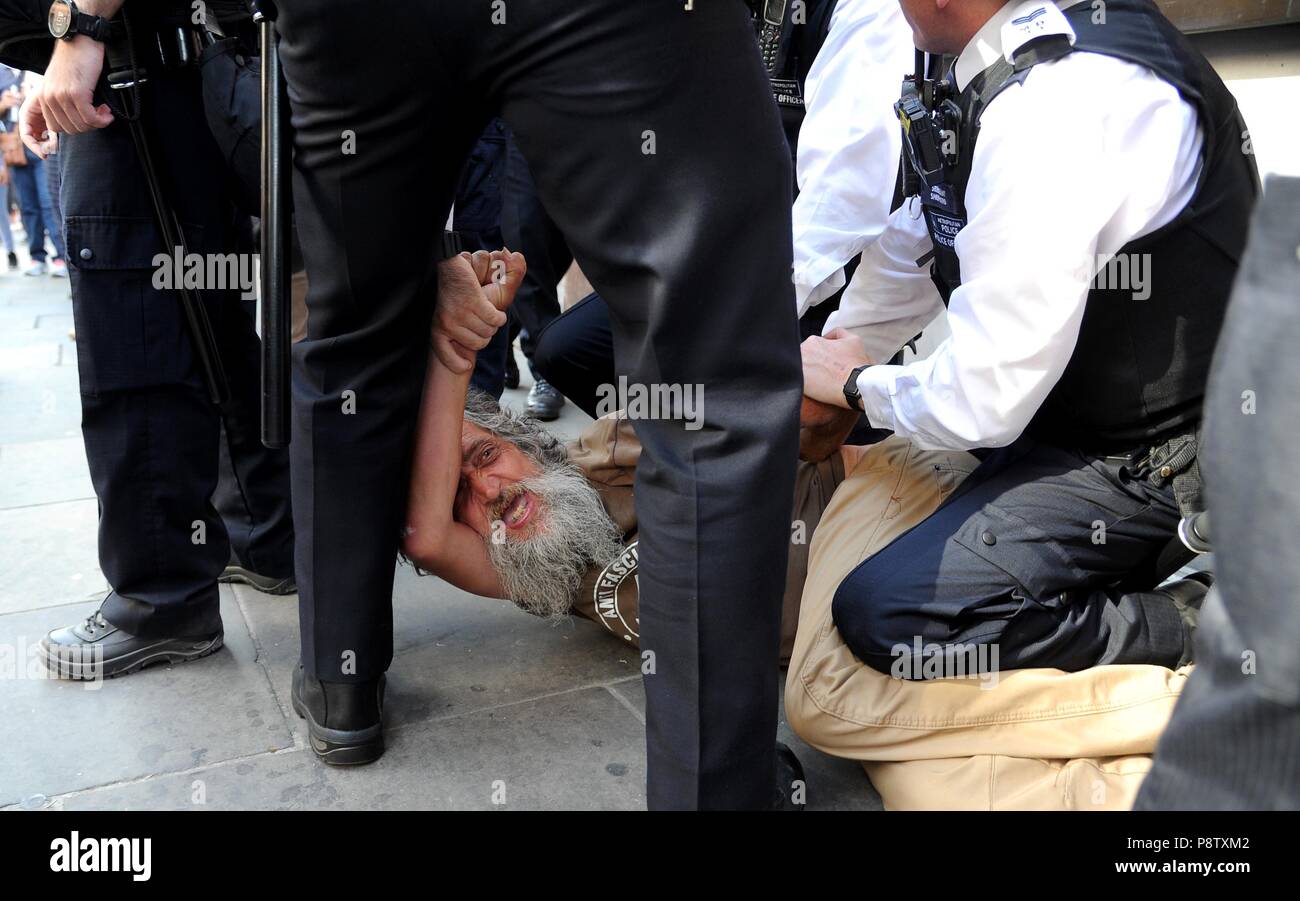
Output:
[{"xmin": 484, "ymin": 460, "xmax": 624, "ymax": 619}]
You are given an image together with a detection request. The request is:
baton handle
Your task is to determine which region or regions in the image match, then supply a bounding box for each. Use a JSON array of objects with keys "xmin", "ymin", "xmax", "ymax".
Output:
[{"xmin": 258, "ymin": 5, "xmax": 291, "ymax": 449}]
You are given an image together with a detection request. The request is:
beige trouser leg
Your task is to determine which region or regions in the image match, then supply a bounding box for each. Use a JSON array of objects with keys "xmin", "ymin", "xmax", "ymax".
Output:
[
  {"xmin": 785, "ymin": 437, "xmax": 1192, "ymax": 810},
  {"xmin": 291, "ymin": 269, "xmax": 310, "ymax": 343}
]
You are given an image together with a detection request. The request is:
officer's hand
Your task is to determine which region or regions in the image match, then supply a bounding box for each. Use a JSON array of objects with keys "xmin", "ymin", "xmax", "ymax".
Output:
[
  {"xmin": 801, "ymin": 327, "xmax": 872, "ymax": 409},
  {"xmin": 432, "ymin": 249, "xmax": 526, "ymax": 374},
  {"xmin": 18, "ymin": 93, "xmax": 56, "ymax": 157},
  {"xmin": 0, "ymin": 163, "xmax": 8, "ymax": 188},
  {"xmin": 26, "ymin": 36, "xmax": 113, "ymax": 151}
]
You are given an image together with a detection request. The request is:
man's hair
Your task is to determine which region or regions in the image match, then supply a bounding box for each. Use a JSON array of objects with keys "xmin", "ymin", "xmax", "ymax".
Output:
[{"xmin": 462, "ymin": 388, "xmax": 571, "ymax": 470}]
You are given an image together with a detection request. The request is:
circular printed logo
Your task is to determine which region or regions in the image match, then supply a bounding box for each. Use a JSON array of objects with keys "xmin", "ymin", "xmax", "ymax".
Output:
[{"xmin": 592, "ymin": 540, "xmax": 638, "ymax": 643}]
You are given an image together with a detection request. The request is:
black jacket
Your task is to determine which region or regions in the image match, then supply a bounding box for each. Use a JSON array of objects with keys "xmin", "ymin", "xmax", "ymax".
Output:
[{"xmin": 0, "ymin": 0, "xmax": 54, "ymax": 73}]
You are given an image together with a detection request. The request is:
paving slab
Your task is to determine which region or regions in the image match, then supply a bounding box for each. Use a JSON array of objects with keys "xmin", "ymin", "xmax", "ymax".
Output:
[
  {"xmin": 233, "ymin": 564, "xmax": 642, "ymax": 744},
  {"xmin": 0, "ymin": 436, "xmax": 94, "ymax": 509},
  {"xmin": 0, "ymin": 499, "xmax": 107, "ymax": 615},
  {"xmin": 0, "ymin": 589, "xmax": 294, "ymax": 808},
  {"xmin": 49, "ymin": 687, "xmax": 646, "ymax": 810},
  {"xmin": 0, "ymin": 364, "xmax": 83, "ymax": 444}
]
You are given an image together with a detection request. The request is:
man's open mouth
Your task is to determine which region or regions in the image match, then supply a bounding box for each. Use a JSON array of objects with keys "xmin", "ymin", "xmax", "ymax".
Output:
[{"xmin": 501, "ymin": 491, "xmax": 534, "ymax": 531}]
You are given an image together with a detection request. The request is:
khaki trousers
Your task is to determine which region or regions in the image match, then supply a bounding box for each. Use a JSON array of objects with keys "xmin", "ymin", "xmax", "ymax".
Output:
[{"xmin": 785, "ymin": 437, "xmax": 1192, "ymax": 810}]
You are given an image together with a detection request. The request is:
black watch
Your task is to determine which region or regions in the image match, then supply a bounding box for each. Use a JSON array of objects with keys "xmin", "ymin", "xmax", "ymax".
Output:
[
  {"xmin": 842, "ymin": 362, "xmax": 871, "ymax": 411},
  {"xmin": 48, "ymin": 1, "xmax": 119, "ymax": 43}
]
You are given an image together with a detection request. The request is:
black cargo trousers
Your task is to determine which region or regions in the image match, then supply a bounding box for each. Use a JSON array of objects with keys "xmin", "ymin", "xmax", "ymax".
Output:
[
  {"xmin": 61, "ymin": 64, "xmax": 294, "ymax": 638},
  {"xmin": 275, "ymin": 0, "xmax": 802, "ymax": 809}
]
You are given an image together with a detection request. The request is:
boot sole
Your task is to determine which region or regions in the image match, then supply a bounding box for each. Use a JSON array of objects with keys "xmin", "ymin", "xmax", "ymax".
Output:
[
  {"xmin": 291, "ymin": 688, "xmax": 385, "ymax": 766},
  {"xmin": 39, "ymin": 633, "xmax": 224, "ymax": 680},
  {"xmin": 219, "ymin": 566, "xmax": 297, "ymax": 596}
]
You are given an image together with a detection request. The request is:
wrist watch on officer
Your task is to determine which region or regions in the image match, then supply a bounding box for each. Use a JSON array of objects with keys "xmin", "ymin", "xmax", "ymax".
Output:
[
  {"xmin": 48, "ymin": 1, "xmax": 119, "ymax": 42},
  {"xmin": 842, "ymin": 363, "xmax": 871, "ymax": 412}
]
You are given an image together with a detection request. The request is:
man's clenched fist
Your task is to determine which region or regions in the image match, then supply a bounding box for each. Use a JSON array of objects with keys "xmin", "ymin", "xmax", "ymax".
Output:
[{"xmin": 432, "ymin": 249, "xmax": 527, "ymax": 374}]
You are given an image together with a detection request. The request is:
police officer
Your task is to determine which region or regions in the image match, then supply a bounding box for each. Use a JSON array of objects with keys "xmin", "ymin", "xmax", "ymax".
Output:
[
  {"xmin": 521, "ymin": 0, "xmax": 847, "ymax": 419},
  {"xmin": 791, "ymin": 0, "xmax": 915, "ymax": 328},
  {"xmin": 274, "ymin": 0, "xmax": 803, "ymax": 809},
  {"xmin": 3, "ymin": 0, "xmax": 296, "ymax": 676},
  {"xmin": 800, "ymin": 0, "xmax": 1258, "ymax": 676}
]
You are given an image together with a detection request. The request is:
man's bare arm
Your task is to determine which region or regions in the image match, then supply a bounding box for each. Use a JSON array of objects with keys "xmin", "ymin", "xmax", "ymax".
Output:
[
  {"xmin": 401, "ymin": 250, "xmax": 525, "ymax": 598},
  {"xmin": 799, "ymin": 395, "xmax": 861, "ymax": 463}
]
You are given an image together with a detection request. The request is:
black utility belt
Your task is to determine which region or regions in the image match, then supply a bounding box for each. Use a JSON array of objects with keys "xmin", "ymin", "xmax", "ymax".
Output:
[
  {"xmin": 1108, "ymin": 432, "xmax": 1198, "ymax": 487},
  {"xmin": 104, "ymin": 20, "xmax": 217, "ymax": 90}
]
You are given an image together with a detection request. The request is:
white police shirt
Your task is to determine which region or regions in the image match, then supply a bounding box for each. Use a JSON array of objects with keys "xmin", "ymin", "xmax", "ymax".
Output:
[
  {"xmin": 792, "ymin": 0, "xmax": 915, "ymax": 316},
  {"xmin": 825, "ymin": 0, "xmax": 1204, "ymax": 451}
]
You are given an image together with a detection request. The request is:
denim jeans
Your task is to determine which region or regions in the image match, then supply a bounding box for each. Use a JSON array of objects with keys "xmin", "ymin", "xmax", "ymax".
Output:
[{"xmin": 11, "ymin": 146, "xmax": 65, "ymax": 262}]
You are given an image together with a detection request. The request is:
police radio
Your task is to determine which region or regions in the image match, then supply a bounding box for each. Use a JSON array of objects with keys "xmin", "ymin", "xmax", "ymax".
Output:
[
  {"xmin": 895, "ymin": 51, "xmax": 962, "ymax": 195},
  {"xmin": 751, "ymin": 0, "xmax": 789, "ymax": 76}
]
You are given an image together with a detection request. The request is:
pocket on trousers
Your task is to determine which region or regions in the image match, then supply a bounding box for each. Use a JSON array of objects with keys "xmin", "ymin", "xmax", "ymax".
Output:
[
  {"xmin": 65, "ymin": 215, "xmax": 207, "ymax": 271},
  {"xmin": 930, "ymin": 453, "xmax": 977, "ymax": 501},
  {"xmin": 951, "ymin": 504, "xmax": 1089, "ymax": 606},
  {"xmin": 65, "ymin": 216, "xmax": 209, "ymax": 394}
]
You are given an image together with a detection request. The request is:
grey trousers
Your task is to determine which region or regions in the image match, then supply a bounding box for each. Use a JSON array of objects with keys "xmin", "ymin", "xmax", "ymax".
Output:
[{"xmin": 1136, "ymin": 176, "xmax": 1300, "ymax": 810}]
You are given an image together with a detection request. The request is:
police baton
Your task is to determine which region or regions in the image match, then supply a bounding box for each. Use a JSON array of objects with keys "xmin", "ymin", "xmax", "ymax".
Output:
[
  {"xmin": 105, "ymin": 27, "xmax": 231, "ymax": 408},
  {"xmin": 252, "ymin": 0, "xmax": 291, "ymax": 448}
]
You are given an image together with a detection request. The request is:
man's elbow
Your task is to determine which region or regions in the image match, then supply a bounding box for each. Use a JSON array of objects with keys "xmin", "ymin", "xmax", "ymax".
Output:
[{"xmin": 400, "ymin": 527, "xmax": 448, "ymax": 574}]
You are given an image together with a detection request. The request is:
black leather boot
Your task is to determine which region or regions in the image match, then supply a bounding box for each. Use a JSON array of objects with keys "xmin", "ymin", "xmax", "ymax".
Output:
[
  {"xmin": 291, "ymin": 662, "xmax": 386, "ymax": 766},
  {"xmin": 39, "ymin": 606, "xmax": 223, "ymax": 679},
  {"xmin": 772, "ymin": 742, "xmax": 807, "ymax": 810},
  {"xmin": 219, "ymin": 563, "xmax": 297, "ymax": 596},
  {"xmin": 525, "ymin": 378, "xmax": 565, "ymax": 421}
]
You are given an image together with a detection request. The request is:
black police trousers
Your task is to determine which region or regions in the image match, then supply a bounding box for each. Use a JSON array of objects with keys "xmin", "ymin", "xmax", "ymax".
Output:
[
  {"xmin": 498, "ymin": 128, "xmax": 567, "ymax": 371},
  {"xmin": 61, "ymin": 68, "xmax": 293, "ymax": 638},
  {"xmin": 832, "ymin": 437, "xmax": 1190, "ymax": 677},
  {"xmin": 276, "ymin": 0, "xmax": 802, "ymax": 809},
  {"xmin": 532, "ymin": 292, "xmax": 614, "ymax": 420},
  {"xmin": 453, "ymin": 118, "xmax": 512, "ymax": 400}
]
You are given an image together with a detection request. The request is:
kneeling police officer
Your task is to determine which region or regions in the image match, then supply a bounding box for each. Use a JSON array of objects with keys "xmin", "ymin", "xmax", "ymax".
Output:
[{"xmin": 802, "ymin": 0, "xmax": 1258, "ymax": 676}]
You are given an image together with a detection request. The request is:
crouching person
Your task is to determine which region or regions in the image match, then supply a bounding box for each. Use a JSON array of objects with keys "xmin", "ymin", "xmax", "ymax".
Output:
[
  {"xmin": 785, "ymin": 430, "xmax": 1193, "ymax": 809},
  {"xmin": 789, "ymin": 0, "xmax": 1258, "ymax": 808}
]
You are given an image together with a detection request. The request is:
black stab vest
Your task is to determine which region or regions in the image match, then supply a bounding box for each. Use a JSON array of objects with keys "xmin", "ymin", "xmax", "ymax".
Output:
[{"xmin": 914, "ymin": 0, "xmax": 1259, "ymax": 454}]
